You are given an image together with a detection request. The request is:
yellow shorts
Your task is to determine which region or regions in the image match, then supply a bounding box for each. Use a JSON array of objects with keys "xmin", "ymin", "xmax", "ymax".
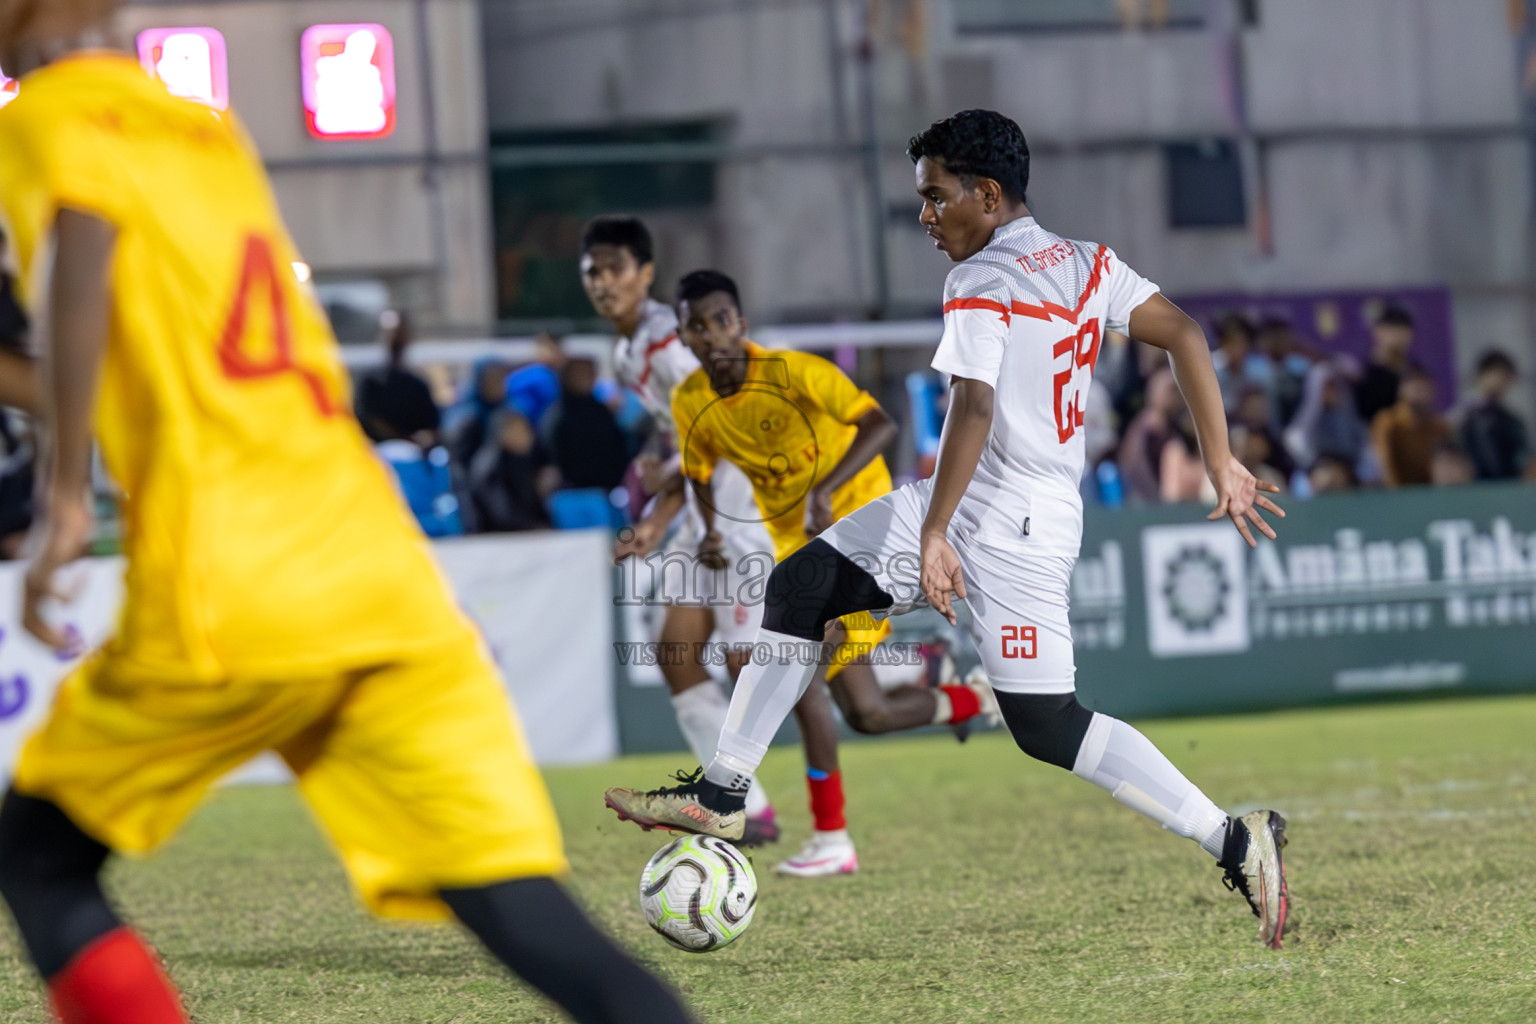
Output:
[
  {"xmin": 825, "ymin": 613, "xmax": 891, "ymax": 681},
  {"xmin": 13, "ymin": 638, "xmax": 568, "ymax": 921}
]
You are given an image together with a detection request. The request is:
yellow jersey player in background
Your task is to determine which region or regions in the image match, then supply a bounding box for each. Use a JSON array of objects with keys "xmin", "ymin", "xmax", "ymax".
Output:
[
  {"xmin": 604, "ymin": 270, "xmax": 998, "ymax": 864},
  {"xmin": 0, "ymin": 4, "xmax": 692, "ymax": 1023}
]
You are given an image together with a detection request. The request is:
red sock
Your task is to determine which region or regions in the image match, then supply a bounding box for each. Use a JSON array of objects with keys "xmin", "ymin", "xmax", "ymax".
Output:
[
  {"xmin": 940, "ymin": 684, "xmax": 982, "ymax": 724},
  {"xmin": 48, "ymin": 928, "xmax": 189, "ymax": 1024},
  {"xmin": 806, "ymin": 769, "xmax": 846, "ymax": 832}
]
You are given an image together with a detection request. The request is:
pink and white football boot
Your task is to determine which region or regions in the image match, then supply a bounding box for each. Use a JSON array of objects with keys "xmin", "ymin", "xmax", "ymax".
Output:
[{"xmin": 774, "ymin": 829, "xmax": 859, "ymax": 877}]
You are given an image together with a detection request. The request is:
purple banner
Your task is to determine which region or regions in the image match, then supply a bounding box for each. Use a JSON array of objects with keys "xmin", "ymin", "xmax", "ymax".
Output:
[{"xmin": 1173, "ymin": 286, "xmax": 1457, "ymax": 410}]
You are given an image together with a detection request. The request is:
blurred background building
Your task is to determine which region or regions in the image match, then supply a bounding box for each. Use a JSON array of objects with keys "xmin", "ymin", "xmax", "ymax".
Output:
[
  {"xmin": 109, "ymin": 1, "xmax": 1533, "ymax": 424},
  {"xmin": 482, "ymin": 0, "xmax": 1532, "ymax": 419},
  {"xmin": 115, "ymin": 0, "xmax": 495, "ymax": 340}
]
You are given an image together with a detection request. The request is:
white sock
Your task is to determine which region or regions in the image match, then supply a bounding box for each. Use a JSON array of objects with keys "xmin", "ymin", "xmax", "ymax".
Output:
[
  {"xmin": 872, "ymin": 661, "xmax": 922, "ymax": 688},
  {"xmin": 930, "ymin": 688, "xmax": 953, "ymax": 725},
  {"xmin": 1072, "ymin": 713, "xmax": 1229, "ymax": 859},
  {"xmin": 705, "ymin": 628, "xmax": 820, "ymax": 789},
  {"xmin": 671, "ymin": 683, "xmax": 770, "ymax": 814},
  {"xmin": 743, "ymin": 777, "xmax": 771, "ymax": 817}
]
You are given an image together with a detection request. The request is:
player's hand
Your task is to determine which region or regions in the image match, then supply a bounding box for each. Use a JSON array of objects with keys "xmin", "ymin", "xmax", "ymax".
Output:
[
  {"xmin": 22, "ymin": 495, "xmax": 93, "ymax": 652},
  {"xmin": 613, "ymin": 516, "xmax": 664, "ymax": 563},
  {"xmin": 698, "ymin": 529, "xmax": 729, "ymax": 571},
  {"xmin": 804, "ymin": 486, "xmax": 835, "ymax": 538},
  {"xmin": 920, "ymin": 530, "xmax": 967, "ymax": 626},
  {"xmin": 636, "ymin": 454, "xmax": 667, "ymax": 495},
  {"xmin": 1207, "ymin": 454, "xmax": 1285, "ymax": 548}
]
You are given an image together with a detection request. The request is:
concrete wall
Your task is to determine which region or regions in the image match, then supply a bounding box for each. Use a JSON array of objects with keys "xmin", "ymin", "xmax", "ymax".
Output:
[
  {"xmin": 482, "ymin": 0, "xmax": 873, "ymax": 321},
  {"xmin": 481, "ymin": 0, "xmax": 1536, "ymax": 413},
  {"xmin": 121, "ymin": 0, "xmax": 494, "ymax": 333}
]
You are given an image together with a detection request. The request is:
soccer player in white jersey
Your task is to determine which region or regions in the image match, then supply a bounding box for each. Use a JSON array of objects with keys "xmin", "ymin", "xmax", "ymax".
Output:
[{"xmin": 604, "ymin": 111, "xmax": 1292, "ymax": 948}]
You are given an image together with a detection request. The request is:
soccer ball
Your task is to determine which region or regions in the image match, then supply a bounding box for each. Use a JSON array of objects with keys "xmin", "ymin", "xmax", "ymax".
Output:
[{"xmin": 639, "ymin": 834, "xmax": 757, "ymax": 952}]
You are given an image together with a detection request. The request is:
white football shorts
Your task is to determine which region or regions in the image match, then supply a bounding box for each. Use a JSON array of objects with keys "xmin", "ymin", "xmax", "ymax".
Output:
[{"xmin": 819, "ymin": 477, "xmax": 1077, "ymax": 694}]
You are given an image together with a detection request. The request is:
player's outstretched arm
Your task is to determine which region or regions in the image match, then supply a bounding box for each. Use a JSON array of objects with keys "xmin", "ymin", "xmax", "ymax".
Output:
[
  {"xmin": 804, "ymin": 407, "xmax": 897, "ymax": 536},
  {"xmin": 919, "ymin": 376, "xmax": 993, "ymax": 624},
  {"xmin": 1126, "ymin": 294, "xmax": 1284, "ymax": 547},
  {"xmin": 22, "ymin": 208, "xmax": 117, "ymax": 650}
]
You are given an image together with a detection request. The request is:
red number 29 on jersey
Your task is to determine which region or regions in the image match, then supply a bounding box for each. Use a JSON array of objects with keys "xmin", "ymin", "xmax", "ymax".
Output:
[
  {"xmin": 1000, "ymin": 625, "xmax": 1037, "ymax": 659},
  {"xmin": 1052, "ymin": 317, "xmax": 1101, "ymax": 444}
]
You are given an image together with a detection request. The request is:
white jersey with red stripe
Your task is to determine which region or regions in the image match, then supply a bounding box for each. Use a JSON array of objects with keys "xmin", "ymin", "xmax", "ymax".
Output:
[
  {"xmin": 931, "ymin": 216, "xmax": 1159, "ymax": 556},
  {"xmin": 613, "ymin": 299, "xmax": 698, "ymax": 438}
]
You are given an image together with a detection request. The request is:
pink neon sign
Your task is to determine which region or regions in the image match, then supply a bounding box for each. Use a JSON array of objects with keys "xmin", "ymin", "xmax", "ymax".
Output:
[
  {"xmin": 136, "ymin": 27, "xmax": 230, "ymax": 110},
  {"xmin": 0, "ymin": 63, "xmax": 18, "ymax": 110},
  {"xmin": 300, "ymin": 23, "xmax": 397, "ymax": 141}
]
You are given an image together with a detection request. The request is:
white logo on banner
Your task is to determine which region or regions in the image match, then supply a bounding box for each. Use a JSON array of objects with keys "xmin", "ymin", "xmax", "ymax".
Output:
[{"xmin": 1142, "ymin": 523, "xmax": 1250, "ymax": 657}]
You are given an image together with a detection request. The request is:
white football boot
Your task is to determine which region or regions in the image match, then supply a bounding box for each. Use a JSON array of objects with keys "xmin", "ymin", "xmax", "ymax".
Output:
[
  {"xmin": 1217, "ymin": 810, "xmax": 1290, "ymax": 949},
  {"xmin": 963, "ymin": 666, "xmax": 1003, "ymax": 729},
  {"xmin": 774, "ymin": 829, "xmax": 859, "ymax": 877}
]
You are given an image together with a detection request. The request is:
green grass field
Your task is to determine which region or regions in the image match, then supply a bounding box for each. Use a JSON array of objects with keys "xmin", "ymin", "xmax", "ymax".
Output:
[{"xmin": 2, "ymin": 694, "xmax": 1533, "ymax": 1023}]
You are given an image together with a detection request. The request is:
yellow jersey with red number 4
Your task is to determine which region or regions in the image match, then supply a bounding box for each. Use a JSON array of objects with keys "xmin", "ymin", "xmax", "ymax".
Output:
[
  {"xmin": 672, "ymin": 341, "xmax": 892, "ymax": 563},
  {"xmin": 0, "ymin": 54, "xmax": 470, "ymax": 683}
]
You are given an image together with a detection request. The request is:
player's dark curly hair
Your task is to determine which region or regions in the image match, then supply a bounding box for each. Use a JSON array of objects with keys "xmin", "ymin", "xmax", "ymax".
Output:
[
  {"xmin": 907, "ymin": 110, "xmax": 1030, "ymax": 203},
  {"xmin": 675, "ymin": 269, "xmax": 741, "ymax": 312},
  {"xmin": 581, "ymin": 215, "xmax": 654, "ymax": 266}
]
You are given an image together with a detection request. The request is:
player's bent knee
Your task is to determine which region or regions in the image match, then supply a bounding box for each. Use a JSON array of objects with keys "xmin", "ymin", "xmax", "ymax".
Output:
[
  {"xmin": 762, "ymin": 543, "xmax": 839, "ymax": 640},
  {"xmin": 763, "ymin": 539, "xmax": 893, "ymax": 642},
  {"xmin": 840, "ymin": 703, "xmax": 893, "ymax": 735},
  {"xmin": 834, "ymin": 686, "xmax": 897, "ymax": 734},
  {"xmin": 994, "ymin": 691, "xmax": 1095, "ymax": 771}
]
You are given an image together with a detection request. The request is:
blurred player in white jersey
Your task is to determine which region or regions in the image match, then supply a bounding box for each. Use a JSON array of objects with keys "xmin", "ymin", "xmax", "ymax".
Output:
[
  {"xmin": 580, "ymin": 217, "xmax": 781, "ymax": 847},
  {"xmin": 605, "ymin": 111, "xmax": 1293, "ymax": 949}
]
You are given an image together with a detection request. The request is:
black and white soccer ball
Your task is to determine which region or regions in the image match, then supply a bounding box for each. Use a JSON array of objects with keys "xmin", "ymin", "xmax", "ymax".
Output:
[{"xmin": 638, "ymin": 834, "xmax": 757, "ymax": 952}]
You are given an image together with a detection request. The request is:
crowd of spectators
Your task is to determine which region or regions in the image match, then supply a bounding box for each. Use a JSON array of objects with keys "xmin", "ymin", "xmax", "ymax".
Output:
[
  {"xmin": 353, "ymin": 312, "xmax": 644, "ymax": 538},
  {"xmin": 1084, "ymin": 305, "xmax": 1533, "ymax": 507},
  {"xmin": 358, "ymin": 302, "xmax": 1532, "ymax": 540}
]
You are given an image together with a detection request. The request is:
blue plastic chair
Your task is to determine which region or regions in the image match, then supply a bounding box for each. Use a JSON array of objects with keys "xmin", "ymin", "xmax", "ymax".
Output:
[
  {"xmin": 546, "ymin": 487, "xmax": 628, "ymax": 530},
  {"xmin": 906, "ymin": 371, "xmax": 944, "ymax": 459}
]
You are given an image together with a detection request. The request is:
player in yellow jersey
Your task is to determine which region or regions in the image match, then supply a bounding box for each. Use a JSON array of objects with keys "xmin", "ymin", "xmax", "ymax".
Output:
[
  {"xmin": 605, "ymin": 271, "xmax": 997, "ymax": 863},
  {"xmin": 0, "ymin": 5, "xmax": 691, "ymax": 1023}
]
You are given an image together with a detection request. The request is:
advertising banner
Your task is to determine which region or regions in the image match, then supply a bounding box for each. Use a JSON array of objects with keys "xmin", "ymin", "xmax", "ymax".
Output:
[
  {"xmin": 1074, "ymin": 482, "xmax": 1536, "ymax": 718},
  {"xmin": 610, "ymin": 483, "xmax": 1536, "ymax": 750}
]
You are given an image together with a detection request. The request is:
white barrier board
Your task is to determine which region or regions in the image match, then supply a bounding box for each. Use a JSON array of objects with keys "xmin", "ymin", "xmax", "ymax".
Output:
[{"xmin": 0, "ymin": 530, "xmax": 617, "ymax": 783}]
